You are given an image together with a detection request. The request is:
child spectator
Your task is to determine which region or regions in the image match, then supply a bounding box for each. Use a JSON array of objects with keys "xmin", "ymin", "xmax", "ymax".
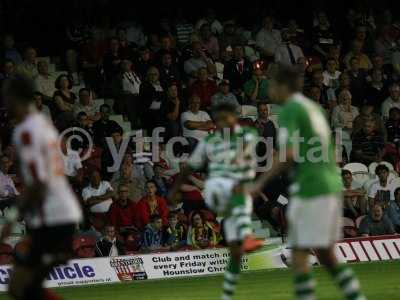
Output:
[
  {"xmin": 141, "ymin": 214, "xmax": 168, "ymax": 253},
  {"xmin": 95, "ymin": 225, "xmax": 126, "ymax": 257},
  {"xmin": 165, "ymin": 212, "xmax": 187, "ymax": 250},
  {"xmin": 187, "ymin": 211, "xmax": 220, "ymax": 249}
]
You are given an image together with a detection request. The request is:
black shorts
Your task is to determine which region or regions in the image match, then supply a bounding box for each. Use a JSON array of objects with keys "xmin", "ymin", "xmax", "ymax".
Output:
[{"xmin": 16, "ymin": 224, "xmax": 76, "ymax": 268}]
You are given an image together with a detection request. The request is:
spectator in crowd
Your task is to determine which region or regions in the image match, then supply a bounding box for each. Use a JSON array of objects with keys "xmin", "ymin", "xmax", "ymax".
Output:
[
  {"xmin": 351, "ymin": 120, "xmax": 384, "ymax": 165},
  {"xmin": 53, "ymin": 74, "xmax": 77, "ymax": 117},
  {"xmin": 275, "ymin": 30, "xmax": 304, "ymax": 66},
  {"xmin": 95, "ymin": 225, "xmax": 126, "ymax": 257},
  {"xmin": 364, "ymin": 68, "xmax": 388, "ymax": 111},
  {"xmin": 155, "ymin": 36, "xmax": 180, "ymax": 67},
  {"xmin": 181, "ymin": 95, "xmax": 214, "ymax": 148},
  {"xmin": 175, "ymin": 12, "xmax": 194, "ymax": 46},
  {"xmin": 184, "ymin": 41, "xmax": 216, "ymax": 79},
  {"xmin": 387, "ymin": 187, "xmax": 400, "ymax": 233},
  {"xmin": 60, "ymin": 136, "xmax": 83, "ymax": 178},
  {"xmin": 103, "ymin": 37, "xmax": 123, "ymax": 83},
  {"xmin": 219, "ymin": 21, "xmax": 240, "ymax": 51},
  {"xmin": 141, "ymin": 214, "xmax": 167, "ymax": 252},
  {"xmin": 135, "ymin": 47, "xmax": 153, "ymax": 79},
  {"xmin": 331, "ymin": 89, "xmax": 359, "ymax": 134},
  {"xmin": 195, "ymin": 9, "xmax": 223, "ymax": 36},
  {"xmin": 256, "ymin": 16, "xmax": 281, "ymax": 59},
  {"xmin": 381, "ymin": 84, "xmax": 400, "ymax": 120},
  {"xmin": 165, "ymin": 212, "xmax": 187, "ymax": 250},
  {"xmin": 342, "ymin": 169, "xmax": 367, "ymax": 219},
  {"xmin": 353, "ymin": 103, "xmax": 386, "ymax": 139},
  {"xmin": 117, "ymin": 59, "xmax": 141, "ymax": 127},
  {"xmin": 358, "ymin": 204, "xmax": 396, "ymax": 237},
  {"xmin": 188, "ymin": 68, "xmax": 218, "ymax": 110},
  {"xmin": 211, "ymin": 80, "xmax": 239, "ymax": 108},
  {"xmin": 74, "ymin": 88, "xmax": 100, "ymax": 124},
  {"xmin": 16, "ymin": 46, "xmax": 38, "ymax": 80},
  {"xmin": 158, "ymin": 52, "xmax": 181, "ymax": 87},
  {"xmin": 139, "ymin": 67, "xmax": 166, "ymax": 132},
  {"xmin": 0, "ymin": 59, "xmax": 19, "ymax": 83},
  {"xmin": 82, "ymin": 170, "xmax": 115, "ymax": 229},
  {"xmin": 109, "ymin": 184, "xmax": 137, "ymax": 231},
  {"xmin": 368, "ymin": 164, "xmax": 397, "ymax": 208},
  {"xmin": 344, "ymin": 40, "xmax": 373, "ymax": 71},
  {"xmin": 385, "ymin": 107, "xmax": 400, "ymax": 146},
  {"xmin": 2, "ymin": 34, "xmax": 22, "ymax": 65},
  {"xmin": 161, "ymin": 82, "xmax": 181, "ymax": 140},
  {"xmin": 322, "ymin": 58, "xmax": 341, "ymax": 89},
  {"xmin": 307, "ymin": 85, "xmax": 322, "ymax": 105},
  {"xmin": 34, "ymin": 60, "xmax": 56, "ymax": 100},
  {"xmin": 92, "ymin": 104, "xmax": 122, "ymax": 146},
  {"xmin": 368, "ymin": 54, "xmax": 390, "ymax": 84},
  {"xmin": 187, "ymin": 210, "xmax": 220, "ymax": 249},
  {"xmin": 199, "ymin": 23, "xmax": 219, "ymax": 60},
  {"xmin": 309, "ymin": 70, "xmax": 331, "ymax": 108},
  {"xmin": 33, "ymin": 92, "xmax": 52, "ymax": 120},
  {"xmin": 312, "ymin": 11, "xmax": 336, "ymax": 59},
  {"xmin": 243, "ymin": 67, "xmax": 269, "ymax": 104},
  {"xmin": 347, "ymin": 56, "xmax": 367, "ymax": 107},
  {"xmin": 327, "ymin": 72, "xmax": 351, "ymax": 106},
  {"xmin": 116, "ymin": 27, "xmax": 134, "ymax": 59},
  {"xmin": 254, "ymin": 102, "xmax": 277, "ymax": 148},
  {"xmin": 0, "ymin": 155, "xmax": 19, "ymax": 207},
  {"xmin": 135, "ymin": 180, "xmax": 169, "ymax": 230},
  {"xmin": 111, "ymin": 163, "xmax": 145, "ymax": 203},
  {"xmin": 100, "ymin": 126, "xmax": 127, "ymax": 180},
  {"xmin": 223, "ymin": 45, "xmax": 253, "ymax": 95}
]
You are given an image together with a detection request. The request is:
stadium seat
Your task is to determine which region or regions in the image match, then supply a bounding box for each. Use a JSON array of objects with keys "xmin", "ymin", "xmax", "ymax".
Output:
[
  {"xmin": 343, "ymin": 163, "xmax": 368, "ymax": 174},
  {"xmin": 240, "ymin": 105, "xmax": 258, "ymax": 119},
  {"xmin": 0, "ymin": 243, "xmax": 13, "ymax": 265},
  {"xmin": 72, "ymin": 235, "xmax": 96, "ymax": 258}
]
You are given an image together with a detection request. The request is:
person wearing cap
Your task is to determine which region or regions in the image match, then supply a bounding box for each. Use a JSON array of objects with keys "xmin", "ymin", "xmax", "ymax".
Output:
[{"xmin": 211, "ymin": 79, "xmax": 239, "ymax": 109}]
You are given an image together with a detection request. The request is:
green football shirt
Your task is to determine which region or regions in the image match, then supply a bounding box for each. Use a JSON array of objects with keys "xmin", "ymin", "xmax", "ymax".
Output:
[
  {"xmin": 278, "ymin": 93, "xmax": 343, "ymax": 198},
  {"xmin": 187, "ymin": 125, "xmax": 258, "ymax": 182}
]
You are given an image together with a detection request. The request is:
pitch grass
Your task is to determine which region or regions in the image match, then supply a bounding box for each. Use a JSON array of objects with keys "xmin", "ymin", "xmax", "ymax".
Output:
[{"xmin": 1, "ymin": 261, "xmax": 399, "ymax": 300}]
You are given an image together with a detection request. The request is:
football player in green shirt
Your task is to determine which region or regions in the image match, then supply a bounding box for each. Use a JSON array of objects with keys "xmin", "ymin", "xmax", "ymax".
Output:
[
  {"xmin": 169, "ymin": 102, "xmax": 263, "ymax": 300},
  {"xmin": 253, "ymin": 65, "xmax": 366, "ymax": 300}
]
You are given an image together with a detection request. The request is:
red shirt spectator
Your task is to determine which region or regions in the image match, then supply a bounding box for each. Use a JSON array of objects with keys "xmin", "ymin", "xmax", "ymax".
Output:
[
  {"xmin": 188, "ymin": 68, "xmax": 218, "ymax": 110},
  {"xmin": 109, "ymin": 184, "xmax": 137, "ymax": 230},
  {"xmin": 135, "ymin": 180, "xmax": 169, "ymax": 230}
]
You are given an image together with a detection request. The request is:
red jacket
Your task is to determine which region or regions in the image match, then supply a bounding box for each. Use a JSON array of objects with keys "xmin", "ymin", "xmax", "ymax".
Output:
[
  {"xmin": 134, "ymin": 196, "xmax": 169, "ymax": 230},
  {"xmin": 189, "ymin": 79, "xmax": 218, "ymax": 109},
  {"xmin": 109, "ymin": 201, "xmax": 137, "ymax": 230}
]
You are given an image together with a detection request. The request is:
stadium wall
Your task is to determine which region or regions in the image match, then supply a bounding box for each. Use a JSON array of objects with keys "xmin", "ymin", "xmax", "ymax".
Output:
[{"xmin": 1, "ymin": 235, "xmax": 399, "ymax": 291}]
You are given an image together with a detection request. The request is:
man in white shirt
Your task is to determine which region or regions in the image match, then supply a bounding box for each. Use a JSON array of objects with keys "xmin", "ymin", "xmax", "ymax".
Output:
[
  {"xmin": 0, "ymin": 155, "xmax": 19, "ymax": 202},
  {"xmin": 181, "ymin": 95, "xmax": 214, "ymax": 144},
  {"xmin": 256, "ymin": 16, "xmax": 281, "ymax": 58},
  {"xmin": 74, "ymin": 88, "xmax": 100, "ymax": 124},
  {"xmin": 382, "ymin": 83, "xmax": 400, "ymax": 120},
  {"xmin": 368, "ymin": 164, "xmax": 399, "ymax": 208},
  {"xmin": 82, "ymin": 170, "xmax": 115, "ymax": 214},
  {"xmin": 274, "ymin": 30, "xmax": 304, "ymax": 66},
  {"xmin": 34, "ymin": 60, "xmax": 56, "ymax": 99},
  {"xmin": 60, "ymin": 137, "xmax": 83, "ymax": 178}
]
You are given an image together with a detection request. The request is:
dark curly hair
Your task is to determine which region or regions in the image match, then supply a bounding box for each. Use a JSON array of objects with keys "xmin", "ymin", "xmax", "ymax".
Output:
[{"xmin": 55, "ymin": 74, "xmax": 73, "ymax": 90}]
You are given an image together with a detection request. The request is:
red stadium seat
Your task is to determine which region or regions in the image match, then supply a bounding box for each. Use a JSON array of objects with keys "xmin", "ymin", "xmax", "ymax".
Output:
[
  {"xmin": 72, "ymin": 235, "xmax": 96, "ymax": 258},
  {"xmin": 0, "ymin": 243, "xmax": 13, "ymax": 265}
]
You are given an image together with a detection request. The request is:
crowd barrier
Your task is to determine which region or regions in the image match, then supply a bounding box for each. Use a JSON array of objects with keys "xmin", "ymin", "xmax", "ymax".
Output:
[{"xmin": 1, "ymin": 235, "xmax": 399, "ymax": 291}]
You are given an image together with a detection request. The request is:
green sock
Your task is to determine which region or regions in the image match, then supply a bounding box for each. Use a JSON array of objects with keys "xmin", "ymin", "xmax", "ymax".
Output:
[
  {"xmin": 294, "ymin": 272, "xmax": 316, "ymax": 300},
  {"xmin": 330, "ymin": 265, "xmax": 366, "ymax": 300},
  {"xmin": 221, "ymin": 259, "xmax": 240, "ymax": 300}
]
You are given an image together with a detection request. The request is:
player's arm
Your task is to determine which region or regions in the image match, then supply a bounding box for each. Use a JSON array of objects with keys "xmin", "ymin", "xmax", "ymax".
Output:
[{"xmin": 168, "ymin": 164, "xmax": 194, "ymax": 205}]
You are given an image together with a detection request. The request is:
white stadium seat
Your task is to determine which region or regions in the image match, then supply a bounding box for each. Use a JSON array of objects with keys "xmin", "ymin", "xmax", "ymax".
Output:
[
  {"xmin": 240, "ymin": 105, "xmax": 258, "ymax": 119},
  {"xmin": 343, "ymin": 162, "xmax": 368, "ymax": 174}
]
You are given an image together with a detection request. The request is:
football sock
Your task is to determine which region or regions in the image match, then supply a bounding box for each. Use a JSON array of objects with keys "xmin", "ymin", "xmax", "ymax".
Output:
[
  {"xmin": 330, "ymin": 264, "xmax": 366, "ymax": 300},
  {"xmin": 220, "ymin": 258, "xmax": 240, "ymax": 300},
  {"xmin": 294, "ymin": 272, "xmax": 316, "ymax": 300}
]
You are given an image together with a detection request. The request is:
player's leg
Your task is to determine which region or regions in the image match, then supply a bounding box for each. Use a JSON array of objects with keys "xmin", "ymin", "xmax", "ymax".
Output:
[
  {"xmin": 316, "ymin": 247, "xmax": 366, "ymax": 300},
  {"xmin": 292, "ymin": 249, "xmax": 316, "ymax": 300},
  {"xmin": 221, "ymin": 241, "xmax": 242, "ymax": 300}
]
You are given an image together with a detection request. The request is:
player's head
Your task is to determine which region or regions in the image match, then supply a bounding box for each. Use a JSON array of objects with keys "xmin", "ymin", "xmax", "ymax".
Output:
[
  {"xmin": 2, "ymin": 77, "xmax": 35, "ymax": 119},
  {"xmin": 268, "ymin": 65, "xmax": 301, "ymax": 104},
  {"xmin": 150, "ymin": 214, "xmax": 163, "ymax": 230},
  {"xmin": 212, "ymin": 102, "xmax": 238, "ymax": 129}
]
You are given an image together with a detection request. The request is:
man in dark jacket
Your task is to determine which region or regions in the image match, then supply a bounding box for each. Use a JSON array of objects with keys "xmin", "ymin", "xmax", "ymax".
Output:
[{"xmin": 95, "ymin": 225, "xmax": 126, "ymax": 257}]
